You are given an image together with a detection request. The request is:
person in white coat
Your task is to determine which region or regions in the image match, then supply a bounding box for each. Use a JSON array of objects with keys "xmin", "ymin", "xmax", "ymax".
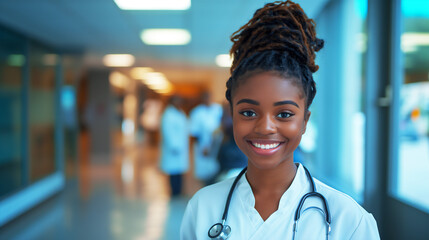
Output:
[
  {"xmin": 160, "ymin": 95, "xmax": 189, "ymax": 196},
  {"xmin": 180, "ymin": 1, "xmax": 380, "ymax": 239},
  {"xmin": 190, "ymin": 92, "xmax": 223, "ymax": 184}
]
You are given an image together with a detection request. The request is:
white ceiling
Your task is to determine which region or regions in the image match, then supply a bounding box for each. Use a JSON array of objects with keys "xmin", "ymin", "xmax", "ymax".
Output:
[{"xmin": 0, "ymin": 0, "xmax": 329, "ymax": 68}]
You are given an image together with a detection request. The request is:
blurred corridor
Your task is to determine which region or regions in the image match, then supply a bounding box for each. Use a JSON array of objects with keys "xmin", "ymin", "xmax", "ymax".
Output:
[{"xmin": 0, "ymin": 131, "xmax": 199, "ymax": 240}]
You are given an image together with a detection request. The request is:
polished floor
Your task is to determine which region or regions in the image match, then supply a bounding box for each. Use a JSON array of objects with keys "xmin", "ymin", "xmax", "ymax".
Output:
[{"xmin": 0, "ymin": 131, "xmax": 203, "ymax": 240}]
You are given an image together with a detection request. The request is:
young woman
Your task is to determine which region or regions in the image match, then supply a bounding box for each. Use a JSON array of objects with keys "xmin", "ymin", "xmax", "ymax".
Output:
[{"xmin": 180, "ymin": 1, "xmax": 380, "ymax": 239}]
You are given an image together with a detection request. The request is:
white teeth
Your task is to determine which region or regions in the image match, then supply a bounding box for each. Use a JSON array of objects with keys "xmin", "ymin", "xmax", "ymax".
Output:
[{"xmin": 252, "ymin": 142, "xmax": 280, "ymax": 149}]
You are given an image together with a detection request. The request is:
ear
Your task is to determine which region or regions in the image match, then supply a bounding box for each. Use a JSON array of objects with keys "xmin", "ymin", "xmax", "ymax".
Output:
[{"xmin": 302, "ymin": 111, "xmax": 311, "ymax": 134}]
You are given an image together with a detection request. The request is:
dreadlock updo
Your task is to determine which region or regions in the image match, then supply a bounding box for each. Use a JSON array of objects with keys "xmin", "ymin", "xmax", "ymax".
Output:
[{"xmin": 225, "ymin": 0, "xmax": 324, "ymax": 112}]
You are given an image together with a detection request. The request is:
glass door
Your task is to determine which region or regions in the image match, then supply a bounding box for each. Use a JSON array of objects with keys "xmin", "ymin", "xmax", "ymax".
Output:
[{"xmin": 384, "ymin": 1, "xmax": 429, "ymax": 239}]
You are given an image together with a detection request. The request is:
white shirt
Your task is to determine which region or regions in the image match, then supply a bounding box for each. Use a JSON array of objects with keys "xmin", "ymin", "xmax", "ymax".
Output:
[{"xmin": 180, "ymin": 164, "xmax": 380, "ymax": 239}]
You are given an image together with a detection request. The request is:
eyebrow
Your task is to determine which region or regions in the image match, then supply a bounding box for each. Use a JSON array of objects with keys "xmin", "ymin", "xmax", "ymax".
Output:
[
  {"xmin": 236, "ymin": 99, "xmax": 259, "ymax": 105},
  {"xmin": 274, "ymin": 100, "xmax": 300, "ymax": 108},
  {"xmin": 236, "ymin": 99, "xmax": 300, "ymax": 108}
]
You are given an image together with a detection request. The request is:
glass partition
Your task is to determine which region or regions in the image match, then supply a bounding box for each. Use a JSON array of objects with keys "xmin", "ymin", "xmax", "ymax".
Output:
[
  {"xmin": 28, "ymin": 45, "xmax": 57, "ymax": 182},
  {"xmin": 393, "ymin": 1, "xmax": 429, "ymax": 212},
  {"xmin": 0, "ymin": 25, "xmax": 61, "ymax": 198},
  {"xmin": 0, "ymin": 27, "xmax": 27, "ymax": 198}
]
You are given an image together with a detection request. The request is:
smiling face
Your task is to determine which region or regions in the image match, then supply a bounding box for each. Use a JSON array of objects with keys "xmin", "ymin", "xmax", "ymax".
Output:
[{"xmin": 232, "ymin": 71, "xmax": 309, "ymax": 170}]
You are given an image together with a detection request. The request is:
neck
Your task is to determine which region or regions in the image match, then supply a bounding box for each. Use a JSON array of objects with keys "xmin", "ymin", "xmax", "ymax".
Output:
[{"xmin": 246, "ymin": 161, "xmax": 297, "ymax": 195}]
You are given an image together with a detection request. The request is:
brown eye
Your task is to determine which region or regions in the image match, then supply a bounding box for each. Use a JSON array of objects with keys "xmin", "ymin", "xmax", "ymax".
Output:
[
  {"xmin": 277, "ymin": 112, "xmax": 294, "ymax": 118},
  {"xmin": 240, "ymin": 110, "xmax": 256, "ymax": 117}
]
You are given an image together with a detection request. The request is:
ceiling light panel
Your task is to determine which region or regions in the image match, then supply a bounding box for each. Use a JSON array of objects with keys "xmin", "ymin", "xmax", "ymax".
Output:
[
  {"xmin": 103, "ymin": 54, "xmax": 135, "ymax": 67},
  {"xmin": 114, "ymin": 0, "xmax": 191, "ymax": 10},
  {"xmin": 141, "ymin": 29, "xmax": 191, "ymax": 45}
]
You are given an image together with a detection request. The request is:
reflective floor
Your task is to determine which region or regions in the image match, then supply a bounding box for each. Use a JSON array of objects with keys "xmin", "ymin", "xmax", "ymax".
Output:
[{"xmin": 0, "ymin": 131, "xmax": 202, "ymax": 240}]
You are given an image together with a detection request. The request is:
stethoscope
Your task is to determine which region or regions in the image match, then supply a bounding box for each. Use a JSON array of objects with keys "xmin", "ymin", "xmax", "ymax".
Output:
[{"xmin": 208, "ymin": 165, "xmax": 331, "ymax": 240}]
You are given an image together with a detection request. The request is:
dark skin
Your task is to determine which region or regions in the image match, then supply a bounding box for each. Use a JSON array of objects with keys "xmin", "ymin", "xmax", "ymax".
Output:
[
  {"xmin": 232, "ymin": 71, "xmax": 309, "ymax": 221},
  {"xmin": 249, "ymin": 166, "xmax": 297, "ymax": 220}
]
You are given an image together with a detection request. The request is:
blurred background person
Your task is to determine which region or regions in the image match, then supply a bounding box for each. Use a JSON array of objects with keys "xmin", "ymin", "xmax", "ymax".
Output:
[
  {"xmin": 215, "ymin": 102, "xmax": 247, "ymax": 181},
  {"xmin": 159, "ymin": 95, "xmax": 189, "ymax": 197},
  {"xmin": 190, "ymin": 91, "xmax": 223, "ymax": 185}
]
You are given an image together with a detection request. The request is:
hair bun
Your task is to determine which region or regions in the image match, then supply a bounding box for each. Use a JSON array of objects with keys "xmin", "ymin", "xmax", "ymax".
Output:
[{"xmin": 230, "ymin": 0, "xmax": 324, "ymax": 74}]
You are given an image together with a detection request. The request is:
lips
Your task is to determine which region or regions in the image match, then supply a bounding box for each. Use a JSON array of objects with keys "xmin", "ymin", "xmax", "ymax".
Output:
[
  {"xmin": 251, "ymin": 142, "xmax": 281, "ymax": 149},
  {"xmin": 247, "ymin": 140, "xmax": 284, "ymax": 155}
]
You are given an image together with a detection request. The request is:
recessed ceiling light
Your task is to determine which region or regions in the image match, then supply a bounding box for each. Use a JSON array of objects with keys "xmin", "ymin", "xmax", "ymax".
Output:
[
  {"xmin": 114, "ymin": 0, "xmax": 191, "ymax": 10},
  {"xmin": 215, "ymin": 54, "xmax": 233, "ymax": 67},
  {"xmin": 141, "ymin": 29, "xmax": 191, "ymax": 45},
  {"xmin": 103, "ymin": 54, "xmax": 135, "ymax": 67}
]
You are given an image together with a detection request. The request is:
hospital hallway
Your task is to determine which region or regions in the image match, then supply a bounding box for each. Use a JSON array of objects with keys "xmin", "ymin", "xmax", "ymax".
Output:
[{"xmin": 0, "ymin": 130, "xmax": 202, "ymax": 240}]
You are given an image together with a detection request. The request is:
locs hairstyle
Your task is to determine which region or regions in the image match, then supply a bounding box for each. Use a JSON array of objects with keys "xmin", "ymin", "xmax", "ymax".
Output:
[{"xmin": 225, "ymin": 0, "xmax": 324, "ymax": 113}]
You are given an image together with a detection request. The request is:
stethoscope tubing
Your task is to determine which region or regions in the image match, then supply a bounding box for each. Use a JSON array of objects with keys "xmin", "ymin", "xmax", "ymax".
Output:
[
  {"xmin": 209, "ymin": 165, "xmax": 331, "ymax": 239},
  {"xmin": 222, "ymin": 167, "xmax": 247, "ymax": 221},
  {"xmin": 208, "ymin": 167, "xmax": 247, "ymax": 238},
  {"xmin": 296, "ymin": 166, "xmax": 331, "ymax": 224}
]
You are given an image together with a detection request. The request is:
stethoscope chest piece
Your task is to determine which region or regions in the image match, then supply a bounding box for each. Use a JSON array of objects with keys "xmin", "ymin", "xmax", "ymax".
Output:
[{"xmin": 208, "ymin": 223, "xmax": 231, "ymax": 240}]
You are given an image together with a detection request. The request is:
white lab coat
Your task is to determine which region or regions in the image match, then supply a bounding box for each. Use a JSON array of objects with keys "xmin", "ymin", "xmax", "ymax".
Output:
[
  {"xmin": 190, "ymin": 103, "xmax": 223, "ymax": 180},
  {"xmin": 180, "ymin": 164, "xmax": 380, "ymax": 239},
  {"xmin": 160, "ymin": 105, "xmax": 189, "ymax": 175}
]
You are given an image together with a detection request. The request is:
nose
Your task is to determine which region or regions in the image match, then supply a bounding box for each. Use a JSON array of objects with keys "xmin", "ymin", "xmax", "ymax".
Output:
[{"xmin": 254, "ymin": 114, "xmax": 277, "ymax": 135}]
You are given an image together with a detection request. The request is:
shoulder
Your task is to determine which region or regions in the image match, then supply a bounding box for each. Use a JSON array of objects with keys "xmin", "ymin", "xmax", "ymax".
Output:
[
  {"xmin": 188, "ymin": 177, "xmax": 235, "ymax": 207},
  {"xmin": 314, "ymin": 179, "xmax": 361, "ymax": 207},
  {"xmin": 185, "ymin": 177, "xmax": 236, "ymax": 221},
  {"xmin": 314, "ymin": 179, "xmax": 380, "ymax": 239},
  {"xmin": 181, "ymin": 178, "xmax": 236, "ymax": 238},
  {"xmin": 314, "ymin": 179, "xmax": 367, "ymax": 217}
]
